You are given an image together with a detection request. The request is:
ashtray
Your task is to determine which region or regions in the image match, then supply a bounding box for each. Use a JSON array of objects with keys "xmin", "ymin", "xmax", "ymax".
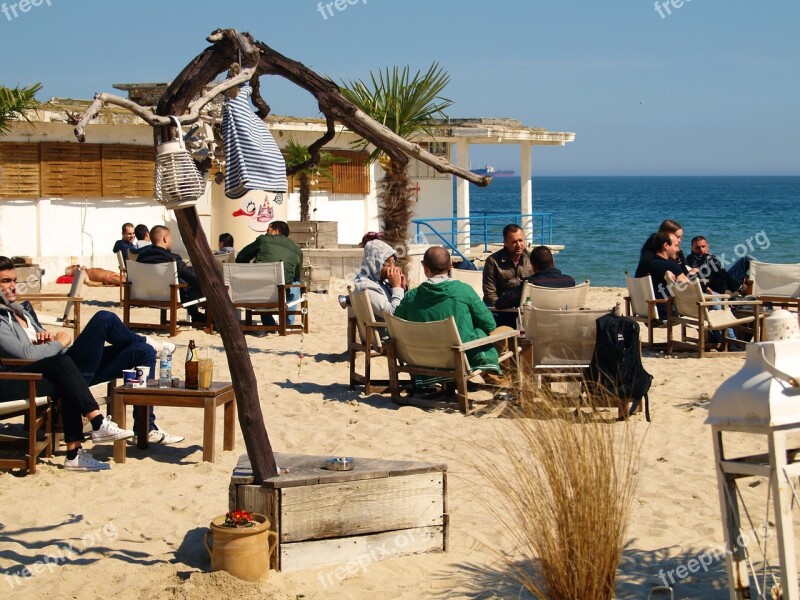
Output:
[{"xmin": 325, "ymin": 457, "xmax": 354, "ymax": 471}]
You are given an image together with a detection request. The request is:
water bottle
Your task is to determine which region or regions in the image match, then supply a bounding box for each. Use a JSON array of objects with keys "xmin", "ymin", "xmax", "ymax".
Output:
[{"xmin": 158, "ymin": 348, "xmax": 172, "ymax": 388}]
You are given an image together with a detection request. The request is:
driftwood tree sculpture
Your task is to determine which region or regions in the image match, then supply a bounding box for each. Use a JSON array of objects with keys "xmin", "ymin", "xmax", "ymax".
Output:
[{"xmin": 74, "ymin": 29, "xmax": 489, "ymax": 483}]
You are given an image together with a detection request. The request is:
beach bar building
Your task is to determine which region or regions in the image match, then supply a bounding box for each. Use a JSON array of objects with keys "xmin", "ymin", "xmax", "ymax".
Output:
[{"xmin": 0, "ymin": 85, "xmax": 574, "ymax": 281}]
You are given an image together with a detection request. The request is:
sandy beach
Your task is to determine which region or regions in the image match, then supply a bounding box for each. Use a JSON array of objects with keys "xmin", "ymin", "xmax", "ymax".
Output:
[{"xmin": 0, "ymin": 281, "xmax": 764, "ymax": 600}]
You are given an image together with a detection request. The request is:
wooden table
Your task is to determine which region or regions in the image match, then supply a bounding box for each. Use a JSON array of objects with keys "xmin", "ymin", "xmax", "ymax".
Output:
[{"xmin": 112, "ymin": 381, "xmax": 236, "ymax": 463}]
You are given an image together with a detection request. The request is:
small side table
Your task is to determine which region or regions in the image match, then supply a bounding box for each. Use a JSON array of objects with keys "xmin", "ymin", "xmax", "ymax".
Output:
[{"xmin": 112, "ymin": 381, "xmax": 236, "ymax": 463}]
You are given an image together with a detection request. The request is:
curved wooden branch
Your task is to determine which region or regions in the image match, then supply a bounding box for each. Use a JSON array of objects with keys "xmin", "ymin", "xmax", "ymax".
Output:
[
  {"xmin": 249, "ymin": 74, "xmax": 271, "ymax": 119},
  {"xmin": 286, "ymin": 116, "xmax": 337, "ymax": 176}
]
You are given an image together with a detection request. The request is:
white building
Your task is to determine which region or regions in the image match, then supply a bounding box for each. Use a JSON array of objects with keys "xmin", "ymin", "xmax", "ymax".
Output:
[{"xmin": 0, "ymin": 86, "xmax": 574, "ymax": 280}]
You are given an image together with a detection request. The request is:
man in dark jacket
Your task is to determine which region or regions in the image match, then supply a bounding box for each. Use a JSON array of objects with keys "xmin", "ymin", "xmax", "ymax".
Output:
[
  {"xmin": 136, "ymin": 225, "xmax": 205, "ymax": 323},
  {"xmin": 236, "ymin": 221, "xmax": 303, "ymax": 325},
  {"xmin": 481, "ymin": 224, "xmax": 533, "ymax": 307},
  {"xmin": 495, "ymin": 245, "xmax": 576, "ymax": 310}
]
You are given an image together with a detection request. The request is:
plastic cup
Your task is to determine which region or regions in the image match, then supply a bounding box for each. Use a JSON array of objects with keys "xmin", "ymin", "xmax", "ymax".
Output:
[
  {"xmin": 198, "ymin": 348, "xmax": 214, "ymax": 390},
  {"xmin": 135, "ymin": 365, "xmax": 150, "ymax": 388},
  {"xmin": 122, "ymin": 369, "xmax": 137, "ymax": 387}
]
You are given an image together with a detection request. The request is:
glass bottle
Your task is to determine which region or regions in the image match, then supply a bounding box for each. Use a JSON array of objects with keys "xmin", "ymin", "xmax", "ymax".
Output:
[{"xmin": 185, "ymin": 339, "xmax": 199, "ymax": 390}]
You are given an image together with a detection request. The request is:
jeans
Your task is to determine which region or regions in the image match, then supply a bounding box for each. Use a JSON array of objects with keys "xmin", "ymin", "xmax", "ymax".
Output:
[
  {"xmin": 727, "ymin": 256, "xmax": 751, "ymax": 287},
  {"xmin": 65, "ymin": 311, "xmax": 157, "ymax": 431},
  {"xmin": 261, "ymin": 282, "xmax": 302, "ymax": 327},
  {"xmin": 0, "ymin": 354, "xmax": 100, "ymax": 443}
]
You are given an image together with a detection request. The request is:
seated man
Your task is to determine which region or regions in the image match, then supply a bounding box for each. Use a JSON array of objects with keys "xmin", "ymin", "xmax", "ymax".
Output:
[
  {"xmin": 236, "ymin": 221, "xmax": 302, "ymax": 325},
  {"xmin": 395, "ymin": 246, "xmax": 510, "ymax": 387},
  {"xmin": 353, "ymin": 239, "xmax": 405, "ymax": 321},
  {"xmin": 495, "ymin": 245, "xmax": 577, "ymax": 310},
  {"xmin": 136, "ymin": 225, "xmax": 205, "ymax": 324},
  {"xmin": 134, "ymin": 223, "xmax": 151, "ymax": 249},
  {"xmin": 686, "ymin": 235, "xmax": 749, "ymax": 295},
  {"xmin": 215, "ymin": 233, "xmax": 235, "ymax": 255},
  {"xmin": 0, "ymin": 256, "xmax": 183, "ymax": 445},
  {"xmin": 1, "ymin": 353, "xmax": 135, "ymax": 471},
  {"xmin": 482, "ymin": 224, "xmax": 533, "ymax": 307},
  {"xmin": 112, "ymin": 222, "xmax": 139, "ymax": 261}
]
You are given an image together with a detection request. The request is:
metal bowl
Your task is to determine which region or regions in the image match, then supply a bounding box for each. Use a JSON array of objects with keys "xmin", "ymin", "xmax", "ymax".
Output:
[{"xmin": 325, "ymin": 457, "xmax": 354, "ymax": 471}]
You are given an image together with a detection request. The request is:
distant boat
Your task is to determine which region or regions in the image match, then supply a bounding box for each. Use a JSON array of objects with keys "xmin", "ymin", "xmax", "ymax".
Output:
[{"xmin": 470, "ymin": 164, "xmax": 515, "ymax": 177}]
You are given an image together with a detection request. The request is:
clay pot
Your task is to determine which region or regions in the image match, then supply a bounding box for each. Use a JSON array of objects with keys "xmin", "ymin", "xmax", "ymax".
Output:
[{"xmin": 204, "ymin": 513, "xmax": 277, "ymax": 581}]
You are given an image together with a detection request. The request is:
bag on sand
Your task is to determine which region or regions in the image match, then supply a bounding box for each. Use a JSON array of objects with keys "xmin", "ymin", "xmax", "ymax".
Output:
[{"xmin": 587, "ymin": 313, "xmax": 653, "ymax": 421}]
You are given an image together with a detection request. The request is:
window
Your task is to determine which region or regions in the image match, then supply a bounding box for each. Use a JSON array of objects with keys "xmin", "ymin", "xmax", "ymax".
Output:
[
  {"xmin": 407, "ymin": 141, "xmax": 450, "ymax": 180},
  {"xmin": 0, "ymin": 142, "xmax": 40, "ymax": 198},
  {"xmin": 286, "ymin": 149, "xmax": 370, "ymax": 195}
]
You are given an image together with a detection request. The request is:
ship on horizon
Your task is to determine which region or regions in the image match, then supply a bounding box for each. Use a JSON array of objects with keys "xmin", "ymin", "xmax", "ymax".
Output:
[{"xmin": 469, "ymin": 164, "xmax": 515, "ymax": 177}]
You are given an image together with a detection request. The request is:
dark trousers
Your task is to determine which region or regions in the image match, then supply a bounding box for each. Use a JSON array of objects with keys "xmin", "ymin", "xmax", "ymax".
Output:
[
  {"xmin": 0, "ymin": 354, "xmax": 99, "ymax": 444},
  {"xmin": 65, "ymin": 311, "xmax": 157, "ymax": 430}
]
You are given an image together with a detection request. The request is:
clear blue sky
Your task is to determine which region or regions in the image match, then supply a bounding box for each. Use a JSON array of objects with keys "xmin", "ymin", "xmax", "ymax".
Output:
[{"xmin": 2, "ymin": 0, "xmax": 798, "ymax": 176}]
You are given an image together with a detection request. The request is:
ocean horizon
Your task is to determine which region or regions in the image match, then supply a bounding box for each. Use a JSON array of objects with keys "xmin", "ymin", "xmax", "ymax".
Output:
[{"xmin": 465, "ymin": 175, "xmax": 800, "ymax": 287}]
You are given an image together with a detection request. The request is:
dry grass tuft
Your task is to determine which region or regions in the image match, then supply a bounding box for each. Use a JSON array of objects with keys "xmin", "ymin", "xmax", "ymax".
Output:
[{"xmin": 477, "ymin": 390, "xmax": 642, "ymax": 599}]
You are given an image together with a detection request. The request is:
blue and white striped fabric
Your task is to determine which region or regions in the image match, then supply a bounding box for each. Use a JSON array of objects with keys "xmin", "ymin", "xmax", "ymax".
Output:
[{"xmin": 221, "ymin": 84, "xmax": 287, "ymax": 198}]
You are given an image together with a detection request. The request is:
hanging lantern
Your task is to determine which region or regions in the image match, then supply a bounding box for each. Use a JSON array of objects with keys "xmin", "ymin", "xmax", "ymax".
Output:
[{"xmin": 154, "ymin": 116, "xmax": 206, "ymax": 210}]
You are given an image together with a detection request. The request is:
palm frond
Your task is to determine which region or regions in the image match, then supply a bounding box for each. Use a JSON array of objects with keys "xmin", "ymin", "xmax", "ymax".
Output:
[{"xmin": 0, "ymin": 83, "xmax": 42, "ymax": 135}]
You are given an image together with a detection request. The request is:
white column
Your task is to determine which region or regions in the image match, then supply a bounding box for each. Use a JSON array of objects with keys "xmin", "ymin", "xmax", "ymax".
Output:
[
  {"xmin": 520, "ymin": 142, "xmax": 533, "ymax": 245},
  {"xmin": 455, "ymin": 139, "xmax": 471, "ymax": 251}
]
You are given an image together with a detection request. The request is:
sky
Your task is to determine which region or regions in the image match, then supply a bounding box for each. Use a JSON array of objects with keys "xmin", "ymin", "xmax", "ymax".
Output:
[{"xmin": 1, "ymin": 0, "xmax": 798, "ymax": 176}]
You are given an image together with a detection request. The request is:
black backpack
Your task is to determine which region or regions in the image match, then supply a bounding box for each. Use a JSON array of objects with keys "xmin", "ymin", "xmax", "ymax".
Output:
[{"xmin": 587, "ymin": 313, "xmax": 653, "ymax": 421}]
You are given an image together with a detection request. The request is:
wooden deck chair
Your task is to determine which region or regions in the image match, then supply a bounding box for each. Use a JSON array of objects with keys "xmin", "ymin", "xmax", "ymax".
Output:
[
  {"xmin": 20, "ymin": 267, "xmax": 86, "ymax": 335},
  {"xmin": 383, "ymin": 313, "xmax": 519, "ymax": 415},
  {"xmin": 750, "ymin": 259, "xmax": 800, "ymax": 311},
  {"xmin": 521, "ymin": 280, "xmax": 589, "ymax": 310},
  {"xmin": 216, "ymin": 262, "xmax": 308, "ymax": 335},
  {"xmin": 123, "ymin": 261, "xmax": 205, "ymax": 337},
  {"xmin": 667, "ymin": 278, "xmax": 760, "ymax": 358},
  {"xmin": 347, "ymin": 289, "xmax": 389, "ymax": 394},
  {"xmin": 116, "ymin": 250, "xmax": 127, "ymax": 306},
  {"xmin": 450, "ymin": 269, "xmax": 484, "ymax": 300},
  {"xmin": 0, "ymin": 364, "xmax": 53, "ymax": 475},
  {"xmin": 624, "ymin": 272, "xmax": 669, "ymax": 349}
]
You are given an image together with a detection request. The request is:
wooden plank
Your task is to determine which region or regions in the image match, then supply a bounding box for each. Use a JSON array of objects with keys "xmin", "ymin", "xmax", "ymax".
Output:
[
  {"xmin": 0, "ymin": 142, "xmax": 40, "ymax": 198},
  {"xmin": 280, "ymin": 472, "xmax": 444, "ymax": 542},
  {"xmin": 280, "ymin": 525, "xmax": 445, "ymax": 573}
]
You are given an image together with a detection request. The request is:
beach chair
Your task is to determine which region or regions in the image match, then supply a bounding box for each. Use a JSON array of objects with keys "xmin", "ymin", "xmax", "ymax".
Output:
[
  {"xmin": 347, "ymin": 289, "xmax": 389, "ymax": 394},
  {"xmin": 624, "ymin": 272, "xmax": 669, "ymax": 349},
  {"xmin": 123, "ymin": 260, "xmax": 205, "ymax": 337},
  {"xmin": 749, "ymin": 259, "xmax": 800, "ymax": 311},
  {"xmin": 213, "ymin": 252, "xmax": 236, "ymax": 274},
  {"xmin": 0, "ymin": 361, "xmax": 53, "ymax": 475},
  {"xmin": 667, "ymin": 278, "xmax": 760, "ymax": 358},
  {"xmin": 19, "ymin": 266, "xmax": 86, "ymax": 335},
  {"xmin": 215, "ymin": 262, "xmax": 308, "ymax": 336},
  {"xmin": 383, "ymin": 313, "xmax": 520, "ymax": 415},
  {"xmin": 521, "ymin": 280, "xmax": 589, "ymax": 310},
  {"xmin": 450, "ymin": 269, "xmax": 484, "ymax": 300}
]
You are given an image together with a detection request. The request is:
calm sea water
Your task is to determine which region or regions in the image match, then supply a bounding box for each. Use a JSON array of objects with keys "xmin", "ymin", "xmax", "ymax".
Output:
[{"xmin": 466, "ymin": 176, "xmax": 800, "ymax": 287}]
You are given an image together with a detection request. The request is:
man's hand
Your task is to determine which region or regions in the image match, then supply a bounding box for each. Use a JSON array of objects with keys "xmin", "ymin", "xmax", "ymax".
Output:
[
  {"xmin": 386, "ymin": 266, "xmax": 404, "ymax": 289},
  {"xmin": 52, "ymin": 332, "xmax": 72, "ymax": 347}
]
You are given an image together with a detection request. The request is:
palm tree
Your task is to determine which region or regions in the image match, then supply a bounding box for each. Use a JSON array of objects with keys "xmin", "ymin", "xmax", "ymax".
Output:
[
  {"xmin": 0, "ymin": 83, "xmax": 42, "ymax": 135},
  {"xmin": 340, "ymin": 63, "xmax": 453, "ymax": 264},
  {"xmin": 283, "ymin": 136, "xmax": 348, "ymax": 221}
]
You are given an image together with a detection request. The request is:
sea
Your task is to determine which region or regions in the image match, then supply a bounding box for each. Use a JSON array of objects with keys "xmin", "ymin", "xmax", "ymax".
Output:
[{"xmin": 466, "ymin": 176, "xmax": 800, "ymax": 287}]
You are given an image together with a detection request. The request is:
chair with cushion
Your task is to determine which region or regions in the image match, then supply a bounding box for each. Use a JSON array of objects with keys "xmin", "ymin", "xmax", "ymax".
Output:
[
  {"xmin": 19, "ymin": 266, "xmax": 86, "ymax": 335},
  {"xmin": 347, "ymin": 288, "xmax": 389, "ymax": 394},
  {"xmin": 667, "ymin": 278, "xmax": 760, "ymax": 358},
  {"xmin": 0, "ymin": 363, "xmax": 53, "ymax": 475},
  {"xmin": 624, "ymin": 271, "xmax": 669, "ymax": 349},
  {"xmin": 383, "ymin": 313, "xmax": 519, "ymax": 415},
  {"xmin": 749, "ymin": 260, "xmax": 800, "ymax": 311},
  {"xmin": 214, "ymin": 262, "xmax": 308, "ymax": 335},
  {"xmin": 521, "ymin": 280, "xmax": 590, "ymax": 310},
  {"xmin": 123, "ymin": 260, "xmax": 205, "ymax": 337}
]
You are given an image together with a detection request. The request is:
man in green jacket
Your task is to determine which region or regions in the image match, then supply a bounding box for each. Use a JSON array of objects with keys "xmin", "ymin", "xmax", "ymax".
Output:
[
  {"xmin": 236, "ymin": 221, "xmax": 303, "ymax": 325},
  {"xmin": 394, "ymin": 246, "xmax": 509, "ymax": 386}
]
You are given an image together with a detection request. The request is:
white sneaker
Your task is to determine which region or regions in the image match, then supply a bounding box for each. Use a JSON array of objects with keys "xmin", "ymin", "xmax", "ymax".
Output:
[
  {"xmin": 64, "ymin": 449, "xmax": 111, "ymax": 472},
  {"xmin": 145, "ymin": 336, "xmax": 176, "ymax": 355},
  {"xmin": 148, "ymin": 429, "xmax": 185, "ymax": 445},
  {"xmin": 91, "ymin": 417, "xmax": 135, "ymax": 443}
]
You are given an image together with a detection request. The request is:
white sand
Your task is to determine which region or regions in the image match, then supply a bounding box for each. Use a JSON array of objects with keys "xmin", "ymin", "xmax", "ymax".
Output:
[{"xmin": 0, "ymin": 282, "xmax": 767, "ymax": 599}]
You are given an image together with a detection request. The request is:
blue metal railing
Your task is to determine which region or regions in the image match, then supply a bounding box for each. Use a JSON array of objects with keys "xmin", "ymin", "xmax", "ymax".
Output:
[{"xmin": 411, "ymin": 213, "xmax": 553, "ymax": 256}]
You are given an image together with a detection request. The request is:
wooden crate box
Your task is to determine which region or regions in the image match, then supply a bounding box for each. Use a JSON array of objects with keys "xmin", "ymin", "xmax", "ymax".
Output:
[{"xmin": 229, "ymin": 452, "xmax": 448, "ymax": 572}]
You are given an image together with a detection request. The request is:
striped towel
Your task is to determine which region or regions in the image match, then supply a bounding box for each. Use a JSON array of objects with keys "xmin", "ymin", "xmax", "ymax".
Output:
[{"xmin": 222, "ymin": 84, "xmax": 287, "ymax": 198}]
